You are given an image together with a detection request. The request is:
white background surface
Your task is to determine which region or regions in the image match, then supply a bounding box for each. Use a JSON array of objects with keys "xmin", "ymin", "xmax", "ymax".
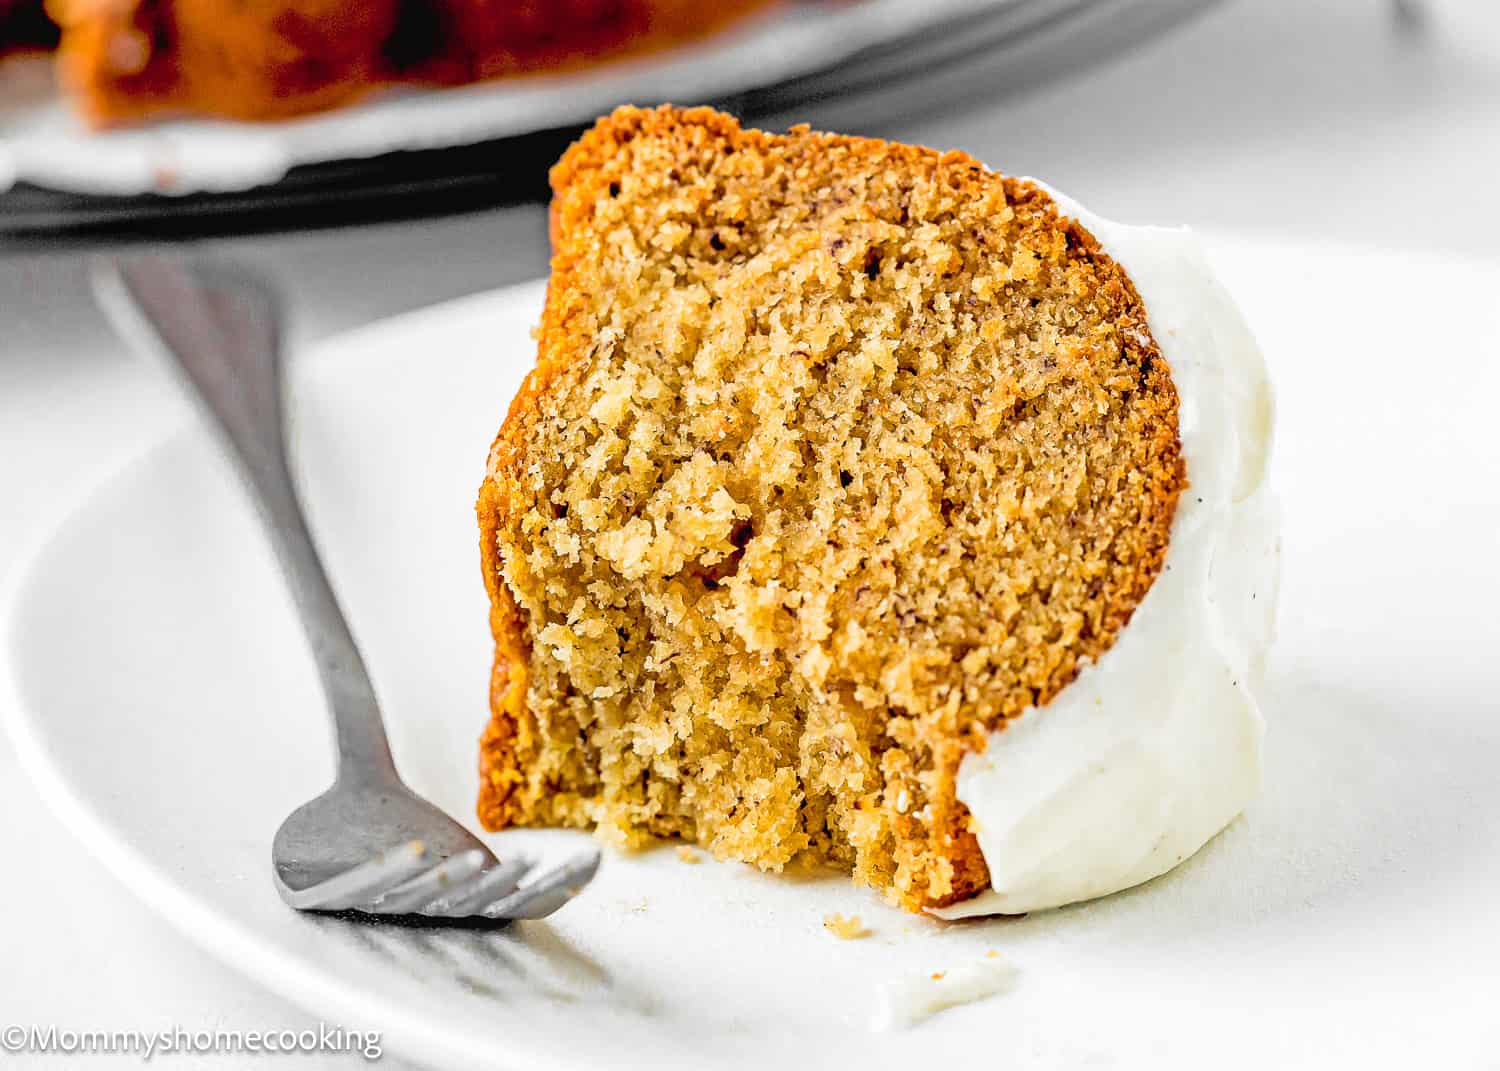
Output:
[{"xmin": 2, "ymin": 1, "xmax": 1498, "ymax": 1067}]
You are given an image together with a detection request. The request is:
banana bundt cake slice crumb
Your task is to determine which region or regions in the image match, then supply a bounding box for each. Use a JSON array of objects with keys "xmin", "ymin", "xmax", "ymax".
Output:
[
  {"xmin": 823, "ymin": 913, "xmax": 870, "ymax": 940},
  {"xmin": 477, "ymin": 106, "xmax": 1183, "ymax": 912}
]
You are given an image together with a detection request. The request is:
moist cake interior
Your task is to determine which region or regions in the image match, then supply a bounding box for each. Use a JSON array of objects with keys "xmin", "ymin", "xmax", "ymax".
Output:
[{"xmin": 480, "ymin": 108, "xmax": 1183, "ymax": 910}]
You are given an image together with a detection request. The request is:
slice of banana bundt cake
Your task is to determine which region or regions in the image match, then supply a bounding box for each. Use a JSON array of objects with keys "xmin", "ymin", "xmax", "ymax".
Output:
[{"xmin": 476, "ymin": 106, "xmax": 1276, "ymax": 914}]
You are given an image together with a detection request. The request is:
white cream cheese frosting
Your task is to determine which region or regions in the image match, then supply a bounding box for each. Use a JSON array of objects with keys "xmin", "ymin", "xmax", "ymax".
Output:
[{"xmin": 932, "ymin": 188, "xmax": 1280, "ymax": 919}]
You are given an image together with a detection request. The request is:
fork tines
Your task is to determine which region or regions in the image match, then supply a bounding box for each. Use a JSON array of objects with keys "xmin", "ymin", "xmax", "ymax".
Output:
[{"xmin": 288, "ymin": 843, "xmax": 601, "ymax": 922}]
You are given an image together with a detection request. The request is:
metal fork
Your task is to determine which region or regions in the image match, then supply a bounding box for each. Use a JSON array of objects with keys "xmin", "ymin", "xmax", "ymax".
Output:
[{"xmin": 93, "ymin": 257, "xmax": 599, "ymax": 922}]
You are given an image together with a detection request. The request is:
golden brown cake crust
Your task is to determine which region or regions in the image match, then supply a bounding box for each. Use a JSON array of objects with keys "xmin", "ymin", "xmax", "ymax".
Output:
[{"xmin": 479, "ymin": 106, "xmax": 1184, "ymax": 912}]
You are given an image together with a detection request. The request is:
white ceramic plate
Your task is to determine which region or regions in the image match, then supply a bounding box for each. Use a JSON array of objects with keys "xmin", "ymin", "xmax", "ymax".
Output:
[{"xmin": 4, "ymin": 236, "xmax": 1500, "ymax": 1069}]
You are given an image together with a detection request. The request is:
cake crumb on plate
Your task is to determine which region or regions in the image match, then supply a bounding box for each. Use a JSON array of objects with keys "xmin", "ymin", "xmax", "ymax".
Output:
[{"xmin": 823, "ymin": 912, "xmax": 870, "ymax": 939}]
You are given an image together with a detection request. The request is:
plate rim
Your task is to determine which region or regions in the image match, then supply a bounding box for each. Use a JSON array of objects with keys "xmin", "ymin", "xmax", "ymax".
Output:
[
  {"xmin": 0, "ymin": 279, "xmax": 599, "ymax": 1071},
  {"xmin": 0, "ymin": 440, "xmax": 495, "ymax": 1070}
]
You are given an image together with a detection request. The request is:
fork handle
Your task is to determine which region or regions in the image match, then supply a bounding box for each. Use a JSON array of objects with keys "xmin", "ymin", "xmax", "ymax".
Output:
[{"xmin": 95, "ymin": 257, "xmax": 397, "ymax": 782}]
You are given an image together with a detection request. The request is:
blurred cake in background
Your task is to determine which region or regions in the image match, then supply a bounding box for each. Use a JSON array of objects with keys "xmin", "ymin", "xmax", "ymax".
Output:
[{"xmin": 1, "ymin": 0, "xmax": 772, "ymax": 125}]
